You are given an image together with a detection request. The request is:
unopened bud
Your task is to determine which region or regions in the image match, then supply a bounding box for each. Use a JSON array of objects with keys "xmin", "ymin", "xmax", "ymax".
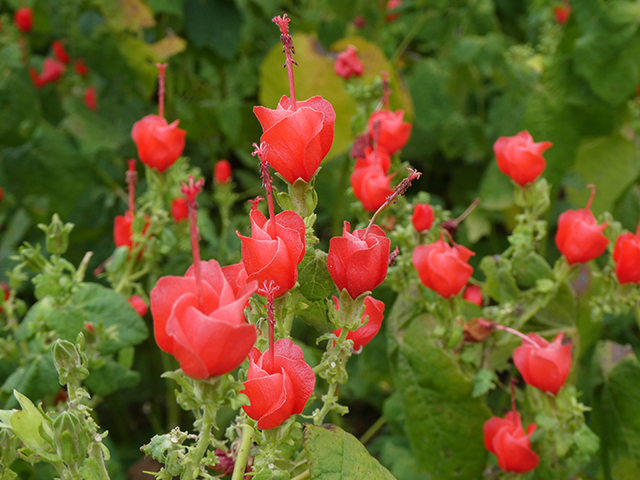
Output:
[
  {"xmin": 38, "ymin": 214, "xmax": 74, "ymax": 255},
  {"xmin": 52, "ymin": 338, "xmax": 89, "ymax": 385},
  {"xmin": 53, "ymin": 411, "xmax": 89, "ymax": 464}
]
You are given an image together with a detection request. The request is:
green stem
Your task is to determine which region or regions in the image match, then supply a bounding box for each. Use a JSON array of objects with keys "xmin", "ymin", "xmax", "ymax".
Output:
[
  {"xmin": 359, "ymin": 416, "xmax": 386, "ymax": 445},
  {"xmin": 89, "ymin": 442, "xmax": 111, "ymax": 480},
  {"xmin": 314, "ymin": 382, "xmax": 338, "ymax": 426},
  {"xmin": 231, "ymin": 424, "xmax": 254, "ymax": 480},
  {"xmin": 291, "ymin": 470, "xmax": 310, "ymax": 480},
  {"xmin": 185, "ymin": 418, "xmax": 213, "ymax": 479},
  {"xmin": 160, "ymin": 352, "xmax": 180, "ymax": 429}
]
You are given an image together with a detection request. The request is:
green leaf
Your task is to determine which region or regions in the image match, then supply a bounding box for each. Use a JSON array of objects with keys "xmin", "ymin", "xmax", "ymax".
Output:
[
  {"xmin": 303, "ymin": 424, "xmax": 396, "ymax": 480},
  {"xmin": 184, "ymin": 0, "xmax": 242, "ymax": 59},
  {"xmin": 511, "ymin": 252, "xmax": 553, "ymax": 289},
  {"xmin": 479, "ymin": 256, "xmax": 519, "ymax": 303},
  {"xmin": 84, "ymin": 357, "xmax": 141, "ymax": 396},
  {"xmin": 1, "ymin": 355, "xmax": 61, "ymax": 409},
  {"xmin": 69, "ymin": 283, "xmax": 149, "ymax": 354},
  {"xmin": 387, "ymin": 294, "xmax": 491, "ymax": 479},
  {"xmin": 471, "ymin": 369, "xmax": 497, "ymax": 398},
  {"xmin": 10, "ymin": 390, "xmax": 55, "ymax": 455},
  {"xmin": 298, "ymin": 249, "xmax": 335, "ymax": 301},
  {"xmin": 298, "ymin": 300, "xmax": 334, "ymax": 334},
  {"xmin": 566, "ymin": 134, "xmax": 640, "ymax": 215}
]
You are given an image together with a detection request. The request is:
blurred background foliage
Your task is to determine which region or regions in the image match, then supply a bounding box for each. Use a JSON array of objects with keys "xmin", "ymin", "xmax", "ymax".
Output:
[{"xmin": 1, "ymin": 0, "xmax": 640, "ymax": 478}]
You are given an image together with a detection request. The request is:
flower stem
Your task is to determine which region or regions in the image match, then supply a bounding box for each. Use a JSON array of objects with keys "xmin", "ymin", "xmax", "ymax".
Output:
[
  {"xmin": 482, "ymin": 320, "xmax": 540, "ymax": 348},
  {"xmin": 291, "ymin": 470, "xmax": 310, "ymax": 480},
  {"xmin": 359, "ymin": 416, "xmax": 386, "ymax": 445},
  {"xmin": 231, "ymin": 424, "xmax": 254, "ymax": 480}
]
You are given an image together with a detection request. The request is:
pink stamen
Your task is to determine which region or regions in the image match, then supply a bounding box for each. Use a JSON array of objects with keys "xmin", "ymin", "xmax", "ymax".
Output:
[
  {"xmin": 252, "ymin": 142, "xmax": 278, "ymax": 238},
  {"xmin": 126, "ymin": 159, "xmax": 138, "ymax": 214},
  {"xmin": 477, "ymin": 319, "xmax": 541, "ymax": 349},
  {"xmin": 181, "ymin": 176, "xmax": 205, "ymax": 307},
  {"xmin": 273, "ymin": 14, "xmax": 298, "ymax": 110},
  {"xmin": 585, "ymin": 184, "xmax": 597, "ymax": 211},
  {"xmin": 249, "ymin": 196, "xmax": 264, "ymax": 211},
  {"xmin": 156, "ymin": 63, "xmax": 167, "ymax": 119},
  {"xmin": 263, "ymin": 281, "xmax": 278, "ymax": 371},
  {"xmin": 363, "ymin": 168, "xmax": 422, "ymax": 239},
  {"xmin": 381, "ymin": 71, "xmax": 391, "ymax": 110}
]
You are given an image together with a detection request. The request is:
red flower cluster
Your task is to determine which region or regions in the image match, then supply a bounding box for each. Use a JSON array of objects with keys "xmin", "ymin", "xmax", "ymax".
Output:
[
  {"xmin": 327, "ymin": 222, "xmax": 391, "ymax": 299},
  {"xmin": 334, "ymin": 46, "xmax": 364, "ymax": 80},
  {"xmin": 254, "ymin": 96, "xmax": 336, "ymax": 184},
  {"xmin": 241, "ymin": 339, "xmax": 315, "ymax": 429},
  {"xmin": 555, "ymin": 188, "xmax": 608, "ymax": 265},
  {"xmin": 494, "ymin": 131, "xmax": 552, "ymax": 186},
  {"xmin": 150, "ymin": 260, "xmax": 258, "ymax": 379},
  {"xmin": 131, "ymin": 115, "xmax": 186, "ymax": 173},
  {"xmin": 484, "ymin": 411, "xmax": 539, "ymax": 473},
  {"xmin": 412, "ymin": 238, "xmax": 474, "ymax": 298},
  {"xmin": 333, "ymin": 295, "xmax": 385, "ymax": 351},
  {"xmin": 238, "ymin": 209, "xmax": 306, "ymax": 297},
  {"xmin": 214, "ymin": 160, "xmax": 232, "ymax": 185},
  {"xmin": 367, "ymin": 110, "xmax": 412, "ymax": 156},
  {"xmin": 613, "ymin": 224, "xmax": 640, "ymax": 284},
  {"xmin": 412, "ymin": 203, "xmax": 434, "ymax": 232},
  {"xmin": 513, "ymin": 332, "xmax": 572, "ymax": 395}
]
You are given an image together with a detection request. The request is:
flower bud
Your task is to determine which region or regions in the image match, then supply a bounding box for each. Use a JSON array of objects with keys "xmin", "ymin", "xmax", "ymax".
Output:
[
  {"xmin": 494, "ymin": 131, "xmax": 552, "ymax": 187},
  {"xmin": 53, "ymin": 411, "xmax": 89, "ymax": 464},
  {"xmin": 412, "ymin": 203, "xmax": 434, "ymax": 232},
  {"xmin": 128, "ymin": 295, "xmax": 148, "ymax": 316},
  {"xmin": 52, "ymin": 338, "xmax": 89, "ymax": 385},
  {"xmin": 367, "ymin": 109, "xmax": 412, "ymax": 156},
  {"xmin": 613, "ymin": 231, "xmax": 640, "ymax": 284},
  {"xmin": 484, "ymin": 411, "xmax": 538, "ymax": 473},
  {"xmin": 84, "ymin": 86, "xmax": 98, "ymax": 111},
  {"xmin": 334, "ymin": 46, "xmax": 364, "ymax": 80},
  {"xmin": 412, "ymin": 239, "xmax": 474, "ymax": 298},
  {"xmin": 39, "ymin": 214, "xmax": 74, "ymax": 255},
  {"xmin": 14, "ymin": 7, "xmax": 33, "ymax": 33},
  {"xmin": 52, "ymin": 40, "xmax": 70, "ymax": 65},
  {"xmin": 513, "ymin": 332, "xmax": 571, "ymax": 395},
  {"xmin": 214, "ymin": 160, "xmax": 232, "ymax": 185}
]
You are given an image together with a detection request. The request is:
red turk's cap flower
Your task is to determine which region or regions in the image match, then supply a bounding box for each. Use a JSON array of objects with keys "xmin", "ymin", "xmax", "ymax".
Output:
[
  {"xmin": 150, "ymin": 260, "xmax": 258, "ymax": 379},
  {"xmin": 333, "ymin": 295, "xmax": 385, "ymax": 351},
  {"xmin": 513, "ymin": 332, "xmax": 572, "ymax": 395},
  {"xmin": 170, "ymin": 197, "xmax": 189, "ymax": 223},
  {"xmin": 463, "ymin": 284, "xmax": 483, "ymax": 306},
  {"xmin": 214, "ymin": 159, "xmax": 232, "ymax": 184},
  {"xmin": 30, "ymin": 58, "xmax": 66, "ymax": 88},
  {"xmin": 354, "ymin": 146, "xmax": 391, "ymax": 174},
  {"xmin": 412, "ymin": 203, "xmax": 434, "ymax": 232},
  {"xmin": 334, "ymin": 46, "xmax": 364, "ymax": 80},
  {"xmin": 74, "ymin": 58, "xmax": 89, "ymax": 76},
  {"xmin": 554, "ymin": 4, "xmax": 571, "ymax": 24},
  {"xmin": 484, "ymin": 411, "xmax": 539, "ymax": 473},
  {"xmin": 494, "ymin": 131, "xmax": 552, "ymax": 186},
  {"xmin": 84, "ymin": 86, "xmax": 97, "ymax": 111},
  {"xmin": 412, "ymin": 239, "xmax": 474, "ymax": 298},
  {"xmin": 327, "ymin": 222, "xmax": 391, "ymax": 299},
  {"xmin": 253, "ymin": 95, "xmax": 336, "ymax": 184},
  {"xmin": 241, "ymin": 338, "xmax": 315, "ymax": 429},
  {"xmin": 221, "ymin": 262, "xmax": 248, "ymax": 296},
  {"xmin": 350, "ymin": 165, "xmax": 394, "ymax": 212},
  {"xmin": 14, "ymin": 8, "xmax": 33, "ymax": 33},
  {"xmin": 238, "ymin": 209, "xmax": 306, "ymax": 297},
  {"xmin": 113, "ymin": 211, "xmax": 150, "ymax": 251},
  {"xmin": 613, "ymin": 231, "xmax": 640, "ymax": 284},
  {"xmin": 367, "ymin": 109, "xmax": 412, "ymax": 156},
  {"xmin": 555, "ymin": 188, "xmax": 608, "ymax": 265},
  {"xmin": 52, "ymin": 40, "xmax": 70, "ymax": 64},
  {"xmin": 131, "ymin": 115, "xmax": 186, "ymax": 172},
  {"xmin": 128, "ymin": 295, "xmax": 148, "ymax": 316}
]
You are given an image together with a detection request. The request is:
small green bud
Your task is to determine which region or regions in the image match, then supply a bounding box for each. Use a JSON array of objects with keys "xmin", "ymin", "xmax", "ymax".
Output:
[
  {"xmin": 52, "ymin": 339, "xmax": 89, "ymax": 385},
  {"xmin": 38, "ymin": 214, "xmax": 74, "ymax": 256},
  {"xmin": 18, "ymin": 243, "xmax": 48, "ymax": 272},
  {"xmin": 53, "ymin": 411, "xmax": 89, "ymax": 464}
]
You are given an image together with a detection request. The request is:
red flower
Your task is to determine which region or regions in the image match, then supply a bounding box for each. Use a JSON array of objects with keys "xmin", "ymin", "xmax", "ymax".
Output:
[
  {"xmin": 241, "ymin": 338, "xmax": 315, "ymax": 429},
  {"xmin": 0, "ymin": 283, "xmax": 9, "ymax": 313},
  {"xmin": 30, "ymin": 58, "xmax": 66, "ymax": 88},
  {"xmin": 484, "ymin": 411, "xmax": 539, "ymax": 473},
  {"xmin": 128, "ymin": 295, "xmax": 148, "ymax": 316},
  {"xmin": 253, "ymin": 95, "xmax": 336, "ymax": 184},
  {"xmin": 350, "ymin": 165, "xmax": 393, "ymax": 212},
  {"xmin": 222, "ymin": 262, "xmax": 248, "ymax": 296},
  {"xmin": 14, "ymin": 8, "xmax": 33, "ymax": 33},
  {"xmin": 385, "ymin": 0, "xmax": 402, "ymax": 22},
  {"xmin": 463, "ymin": 284, "xmax": 483, "ymax": 306},
  {"xmin": 334, "ymin": 46, "xmax": 364, "ymax": 80},
  {"xmin": 412, "ymin": 203, "xmax": 434, "ymax": 232},
  {"xmin": 513, "ymin": 332, "xmax": 572, "ymax": 395},
  {"xmin": 555, "ymin": 209, "xmax": 608, "ymax": 265},
  {"xmin": 52, "ymin": 40, "xmax": 70, "ymax": 64},
  {"xmin": 367, "ymin": 109, "xmax": 412, "ymax": 156},
  {"xmin": 333, "ymin": 296, "xmax": 385, "ymax": 351},
  {"xmin": 412, "ymin": 239, "xmax": 474, "ymax": 298},
  {"xmin": 170, "ymin": 197, "xmax": 188, "ymax": 223},
  {"xmin": 238, "ymin": 210, "xmax": 306, "ymax": 297},
  {"xmin": 354, "ymin": 146, "xmax": 391, "ymax": 174},
  {"xmin": 613, "ymin": 231, "xmax": 640, "ymax": 284},
  {"xmin": 131, "ymin": 115, "xmax": 186, "ymax": 173},
  {"xmin": 553, "ymin": 5, "xmax": 571, "ymax": 24},
  {"xmin": 214, "ymin": 160, "xmax": 232, "ymax": 184},
  {"xmin": 84, "ymin": 86, "xmax": 97, "ymax": 111},
  {"xmin": 327, "ymin": 222, "xmax": 391, "ymax": 299},
  {"xmin": 74, "ymin": 58, "xmax": 89, "ymax": 76},
  {"xmin": 494, "ymin": 131, "xmax": 552, "ymax": 187},
  {"xmin": 150, "ymin": 260, "xmax": 258, "ymax": 379},
  {"xmin": 113, "ymin": 211, "xmax": 150, "ymax": 251}
]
